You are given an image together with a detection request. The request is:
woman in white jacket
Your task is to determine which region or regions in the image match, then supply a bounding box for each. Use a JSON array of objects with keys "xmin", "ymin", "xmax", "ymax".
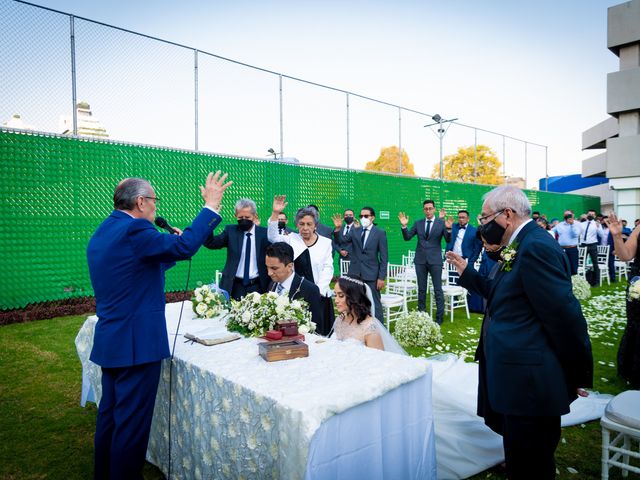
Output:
[{"xmin": 268, "ymin": 195, "xmax": 334, "ymax": 335}]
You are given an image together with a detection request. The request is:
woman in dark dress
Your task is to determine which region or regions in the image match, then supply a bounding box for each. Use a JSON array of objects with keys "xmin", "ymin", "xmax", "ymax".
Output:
[{"xmin": 607, "ymin": 212, "xmax": 640, "ymax": 388}]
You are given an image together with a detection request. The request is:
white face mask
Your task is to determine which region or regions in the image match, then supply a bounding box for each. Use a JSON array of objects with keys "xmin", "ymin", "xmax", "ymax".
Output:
[{"xmin": 360, "ymin": 217, "xmax": 371, "ymax": 228}]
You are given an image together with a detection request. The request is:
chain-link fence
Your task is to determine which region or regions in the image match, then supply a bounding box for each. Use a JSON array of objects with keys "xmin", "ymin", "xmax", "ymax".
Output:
[{"xmin": 1, "ymin": 0, "xmax": 551, "ymax": 188}]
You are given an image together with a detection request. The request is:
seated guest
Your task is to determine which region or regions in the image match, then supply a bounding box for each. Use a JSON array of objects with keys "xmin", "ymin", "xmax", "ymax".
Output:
[
  {"xmin": 552, "ymin": 210, "xmax": 581, "ymax": 275},
  {"xmin": 265, "ymin": 242, "xmax": 322, "ymax": 327},
  {"xmin": 277, "ymin": 212, "xmax": 294, "ymax": 234},
  {"xmin": 204, "ymin": 198, "xmax": 270, "ymax": 300},
  {"xmin": 332, "ymin": 276, "xmax": 384, "ymax": 351},
  {"xmin": 445, "ymin": 210, "xmax": 483, "ymax": 266},
  {"xmin": 268, "ymin": 196, "xmax": 335, "ymax": 335}
]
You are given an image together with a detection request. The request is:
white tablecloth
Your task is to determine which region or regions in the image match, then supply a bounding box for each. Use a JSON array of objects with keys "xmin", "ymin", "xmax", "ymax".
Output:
[{"xmin": 76, "ymin": 302, "xmax": 437, "ymax": 479}]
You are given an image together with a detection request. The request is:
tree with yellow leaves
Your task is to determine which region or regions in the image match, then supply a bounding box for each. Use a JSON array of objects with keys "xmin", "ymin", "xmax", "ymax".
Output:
[
  {"xmin": 365, "ymin": 146, "xmax": 415, "ymax": 175},
  {"xmin": 431, "ymin": 145, "xmax": 503, "ymax": 184}
]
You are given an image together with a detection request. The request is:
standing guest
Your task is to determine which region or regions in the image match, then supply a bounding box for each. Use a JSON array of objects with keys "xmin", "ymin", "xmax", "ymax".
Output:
[
  {"xmin": 399, "ymin": 200, "xmax": 452, "ymax": 324},
  {"xmin": 552, "ymin": 210, "xmax": 582, "ymax": 276},
  {"xmin": 203, "ymin": 198, "xmax": 270, "ymax": 300},
  {"xmin": 445, "ymin": 210, "xmax": 483, "ymax": 267},
  {"xmin": 531, "ymin": 211, "xmax": 541, "ymax": 221},
  {"xmin": 622, "ymin": 219, "xmax": 632, "ymax": 238},
  {"xmin": 550, "ymin": 218, "xmax": 560, "ymax": 229},
  {"xmin": 332, "ymin": 207, "xmax": 389, "ymax": 323},
  {"xmin": 269, "ymin": 196, "xmax": 335, "ymax": 335},
  {"xmin": 601, "ymin": 216, "xmax": 617, "ymax": 283},
  {"xmin": 87, "ymin": 172, "xmax": 232, "ymax": 480},
  {"xmin": 606, "ymin": 212, "xmax": 640, "ymax": 388},
  {"xmin": 277, "ymin": 212, "xmax": 294, "ymax": 234},
  {"xmin": 334, "ymin": 209, "xmax": 357, "ymax": 260},
  {"xmin": 580, "ymin": 209, "xmax": 603, "ymax": 286},
  {"xmin": 536, "ymin": 217, "xmax": 556, "ymax": 237},
  {"xmin": 265, "ymin": 242, "xmax": 322, "ymax": 327},
  {"xmin": 306, "ymin": 204, "xmax": 334, "ymax": 239},
  {"xmin": 446, "ymin": 185, "xmax": 592, "ymax": 479}
]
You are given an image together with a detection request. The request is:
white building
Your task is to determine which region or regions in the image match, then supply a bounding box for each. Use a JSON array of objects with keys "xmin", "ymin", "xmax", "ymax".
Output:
[{"xmin": 59, "ymin": 101, "xmax": 109, "ymax": 138}]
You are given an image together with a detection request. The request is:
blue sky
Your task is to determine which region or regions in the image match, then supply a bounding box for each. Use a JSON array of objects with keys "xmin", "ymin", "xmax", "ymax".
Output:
[{"xmin": 13, "ymin": 0, "xmax": 620, "ymax": 184}]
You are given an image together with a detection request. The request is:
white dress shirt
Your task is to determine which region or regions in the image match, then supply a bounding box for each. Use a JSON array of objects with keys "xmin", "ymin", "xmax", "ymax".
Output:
[
  {"xmin": 234, "ymin": 225, "xmax": 259, "ymax": 279},
  {"xmin": 453, "ymin": 226, "xmax": 465, "ymax": 256},
  {"xmin": 580, "ymin": 219, "xmax": 601, "ymax": 245}
]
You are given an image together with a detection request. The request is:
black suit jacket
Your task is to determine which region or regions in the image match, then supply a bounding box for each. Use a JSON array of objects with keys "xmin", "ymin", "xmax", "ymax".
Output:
[
  {"xmin": 203, "ymin": 224, "xmax": 270, "ymax": 294},
  {"xmin": 402, "ymin": 218, "xmax": 451, "ymax": 265},
  {"xmin": 459, "ymin": 221, "xmax": 593, "ymax": 421},
  {"xmin": 269, "ymin": 274, "xmax": 322, "ymax": 327}
]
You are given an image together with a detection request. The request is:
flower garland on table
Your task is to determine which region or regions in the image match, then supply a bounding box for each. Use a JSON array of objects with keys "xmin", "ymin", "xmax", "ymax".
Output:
[
  {"xmin": 225, "ymin": 291, "xmax": 316, "ymax": 337},
  {"xmin": 500, "ymin": 242, "xmax": 518, "ymax": 271},
  {"xmin": 191, "ymin": 283, "xmax": 229, "ymax": 319},
  {"xmin": 571, "ymin": 275, "xmax": 592, "ymax": 301},
  {"xmin": 393, "ymin": 310, "xmax": 442, "ymax": 349}
]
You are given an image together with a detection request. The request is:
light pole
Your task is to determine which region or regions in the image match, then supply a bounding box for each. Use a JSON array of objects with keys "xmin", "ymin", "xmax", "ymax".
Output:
[{"xmin": 424, "ymin": 114, "xmax": 458, "ymax": 180}]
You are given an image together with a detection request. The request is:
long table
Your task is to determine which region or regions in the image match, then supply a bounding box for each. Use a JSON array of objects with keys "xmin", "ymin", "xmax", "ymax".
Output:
[{"xmin": 76, "ymin": 302, "xmax": 437, "ymax": 480}]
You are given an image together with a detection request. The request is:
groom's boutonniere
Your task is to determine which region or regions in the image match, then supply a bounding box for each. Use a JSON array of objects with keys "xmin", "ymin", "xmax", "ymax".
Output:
[{"xmin": 500, "ymin": 242, "xmax": 518, "ymax": 271}]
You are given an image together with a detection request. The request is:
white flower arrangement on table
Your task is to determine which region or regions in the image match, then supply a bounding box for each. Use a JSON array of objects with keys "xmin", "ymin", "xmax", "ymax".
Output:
[
  {"xmin": 571, "ymin": 275, "xmax": 592, "ymax": 301},
  {"xmin": 629, "ymin": 276, "xmax": 640, "ymax": 302},
  {"xmin": 225, "ymin": 291, "xmax": 316, "ymax": 337},
  {"xmin": 393, "ymin": 310, "xmax": 443, "ymax": 349},
  {"xmin": 191, "ymin": 283, "xmax": 229, "ymax": 319}
]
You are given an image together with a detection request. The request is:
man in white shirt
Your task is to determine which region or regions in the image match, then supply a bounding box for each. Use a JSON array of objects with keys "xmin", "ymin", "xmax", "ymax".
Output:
[{"xmin": 580, "ymin": 209, "xmax": 602, "ymax": 286}]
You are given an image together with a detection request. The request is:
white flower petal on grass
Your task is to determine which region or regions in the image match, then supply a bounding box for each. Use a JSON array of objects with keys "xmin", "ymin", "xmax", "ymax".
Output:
[{"xmin": 567, "ymin": 467, "xmax": 578, "ymax": 474}]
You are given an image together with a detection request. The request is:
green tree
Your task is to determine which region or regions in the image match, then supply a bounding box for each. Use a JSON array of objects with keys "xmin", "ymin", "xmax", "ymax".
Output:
[
  {"xmin": 365, "ymin": 146, "xmax": 415, "ymax": 175},
  {"xmin": 431, "ymin": 145, "xmax": 503, "ymax": 184}
]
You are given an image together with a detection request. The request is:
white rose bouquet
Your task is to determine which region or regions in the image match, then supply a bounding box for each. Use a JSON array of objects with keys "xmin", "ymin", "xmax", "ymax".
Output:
[
  {"xmin": 225, "ymin": 291, "xmax": 316, "ymax": 337},
  {"xmin": 628, "ymin": 276, "xmax": 640, "ymax": 302},
  {"xmin": 571, "ymin": 275, "xmax": 592, "ymax": 300},
  {"xmin": 393, "ymin": 310, "xmax": 442, "ymax": 349},
  {"xmin": 191, "ymin": 283, "xmax": 228, "ymax": 319}
]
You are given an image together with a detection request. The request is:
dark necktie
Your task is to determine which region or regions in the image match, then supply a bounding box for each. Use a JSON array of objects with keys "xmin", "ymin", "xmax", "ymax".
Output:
[
  {"xmin": 425, "ymin": 220, "xmax": 432, "ymax": 239},
  {"xmin": 278, "ymin": 228, "xmax": 283, "ymax": 234},
  {"xmin": 345, "ymin": 225, "xmax": 350, "ymax": 235},
  {"xmin": 361, "ymin": 228, "xmax": 367, "ymax": 247},
  {"xmin": 583, "ymin": 221, "xmax": 590, "ymax": 243},
  {"xmin": 242, "ymin": 232, "xmax": 252, "ymax": 286},
  {"xmin": 460, "ymin": 225, "xmax": 466, "ymax": 230}
]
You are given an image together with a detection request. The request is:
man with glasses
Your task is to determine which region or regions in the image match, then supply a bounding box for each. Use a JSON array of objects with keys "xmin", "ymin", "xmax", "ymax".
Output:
[
  {"xmin": 399, "ymin": 200, "xmax": 452, "ymax": 324},
  {"xmin": 333, "ymin": 207, "xmax": 388, "ymax": 322},
  {"xmin": 446, "ymin": 185, "xmax": 592, "ymax": 479},
  {"xmin": 87, "ymin": 172, "xmax": 232, "ymax": 480}
]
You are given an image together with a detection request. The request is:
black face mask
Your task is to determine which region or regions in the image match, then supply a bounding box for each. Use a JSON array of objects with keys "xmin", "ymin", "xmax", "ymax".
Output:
[
  {"xmin": 587, "ymin": 215, "xmax": 595, "ymax": 221},
  {"xmin": 344, "ymin": 216, "xmax": 354, "ymax": 225},
  {"xmin": 237, "ymin": 218, "xmax": 254, "ymax": 231},
  {"xmin": 277, "ymin": 221, "xmax": 286, "ymax": 230},
  {"xmin": 486, "ymin": 246, "xmax": 505, "ymax": 262},
  {"xmin": 478, "ymin": 218, "xmax": 505, "ymax": 246}
]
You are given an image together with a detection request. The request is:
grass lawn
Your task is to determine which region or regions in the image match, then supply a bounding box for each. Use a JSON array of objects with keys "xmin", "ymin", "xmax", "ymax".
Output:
[{"xmin": 0, "ymin": 281, "xmax": 632, "ymax": 479}]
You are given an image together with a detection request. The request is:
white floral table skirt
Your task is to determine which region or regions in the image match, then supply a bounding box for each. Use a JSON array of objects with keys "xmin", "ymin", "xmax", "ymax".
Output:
[{"xmin": 76, "ymin": 302, "xmax": 436, "ymax": 480}]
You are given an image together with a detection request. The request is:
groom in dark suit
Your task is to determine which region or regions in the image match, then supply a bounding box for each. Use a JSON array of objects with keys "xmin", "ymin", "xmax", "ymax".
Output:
[
  {"xmin": 204, "ymin": 198, "xmax": 270, "ymax": 300},
  {"xmin": 399, "ymin": 200, "xmax": 452, "ymax": 324},
  {"xmin": 333, "ymin": 207, "xmax": 388, "ymax": 323},
  {"xmin": 446, "ymin": 185, "xmax": 593, "ymax": 479},
  {"xmin": 265, "ymin": 242, "xmax": 322, "ymax": 328},
  {"xmin": 87, "ymin": 172, "xmax": 231, "ymax": 479}
]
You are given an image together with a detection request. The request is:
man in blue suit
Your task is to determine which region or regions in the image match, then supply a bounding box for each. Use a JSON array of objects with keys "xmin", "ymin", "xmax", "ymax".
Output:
[
  {"xmin": 445, "ymin": 209, "xmax": 483, "ymax": 266},
  {"xmin": 203, "ymin": 198, "xmax": 270, "ymax": 300},
  {"xmin": 87, "ymin": 171, "xmax": 231, "ymax": 480},
  {"xmin": 446, "ymin": 185, "xmax": 592, "ymax": 479}
]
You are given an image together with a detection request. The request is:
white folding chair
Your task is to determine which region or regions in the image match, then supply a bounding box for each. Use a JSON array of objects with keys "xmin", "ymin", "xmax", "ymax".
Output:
[
  {"xmin": 597, "ymin": 245, "xmax": 610, "ymax": 286},
  {"xmin": 577, "ymin": 246, "xmax": 588, "ymax": 278},
  {"xmin": 381, "ymin": 266, "xmax": 408, "ymax": 328},
  {"xmin": 386, "ymin": 263, "xmax": 417, "ymax": 307},
  {"xmin": 339, "ymin": 259, "xmax": 350, "ymax": 276},
  {"xmin": 614, "ymin": 255, "xmax": 629, "ymax": 282},
  {"xmin": 430, "ymin": 263, "xmax": 470, "ymax": 322},
  {"xmin": 214, "ymin": 269, "xmax": 222, "ymax": 285},
  {"xmin": 601, "ymin": 390, "xmax": 640, "ymax": 479}
]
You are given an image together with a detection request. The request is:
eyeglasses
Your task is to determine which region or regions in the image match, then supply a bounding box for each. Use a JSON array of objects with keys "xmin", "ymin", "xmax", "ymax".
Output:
[
  {"xmin": 360, "ymin": 214, "xmax": 371, "ymax": 218},
  {"xmin": 143, "ymin": 196, "xmax": 159, "ymax": 204},
  {"xmin": 478, "ymin": 209, "xmax": 505, "ymax": 225}
]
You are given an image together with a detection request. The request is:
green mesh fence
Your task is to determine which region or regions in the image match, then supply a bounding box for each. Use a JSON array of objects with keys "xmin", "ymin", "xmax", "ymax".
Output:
[{"xmin": 0, "ymin": 130, "xmax": 600, "ymax": 310}]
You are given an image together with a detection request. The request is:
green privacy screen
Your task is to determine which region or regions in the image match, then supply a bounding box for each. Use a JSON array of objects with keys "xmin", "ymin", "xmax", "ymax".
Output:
[{"xmin": 0, "ymin": 130, "xmax": 599, "ymax": 310}]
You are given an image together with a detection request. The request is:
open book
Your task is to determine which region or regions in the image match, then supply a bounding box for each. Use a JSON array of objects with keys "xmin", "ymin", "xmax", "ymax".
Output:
[{"xmin": 184, "ymin": 327, "xmax": 241, "ymax": 346}]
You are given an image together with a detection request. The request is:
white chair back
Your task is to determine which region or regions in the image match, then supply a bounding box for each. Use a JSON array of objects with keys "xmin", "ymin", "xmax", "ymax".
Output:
[{"xmin": 339, "ymin": 259, "xmax": 350, "ymax": 276}]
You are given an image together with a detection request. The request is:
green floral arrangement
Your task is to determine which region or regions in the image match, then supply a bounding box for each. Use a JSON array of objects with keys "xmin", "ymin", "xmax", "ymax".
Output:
[
  {"xmin": 226, "ymin": 291, "xmax": 315, "ymax": 337},
  {"xmin": 191, "ymin": 283, "xmax": 228, "ymax": 319},
  {"xmin": 393, "ymin": 310, "xmax": 443, "ymax": 349},
  {"xmin": 571, "ymin": 275, "xmax": 591, "ymax": 301}
]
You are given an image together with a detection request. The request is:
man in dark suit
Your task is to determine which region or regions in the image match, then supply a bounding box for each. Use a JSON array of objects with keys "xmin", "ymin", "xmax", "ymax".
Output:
[
  {"xmin": 204, "ymin": 198, "xmax": 270, "ymax": 300},
  {"xmin": 333, "ymin": 206, "xmax": 388, "ymax": 323},
  {"xmin": 399, "ymin": 200, "xmax": 452, "ymax": 324},
  {"xmin": 277, "ymin": 212, "xmax": 294, "ymax": 235},
  {"xmin": 445, "ymin": 209, "xmax": 483, "ymax": 266},
  {"xmin": 87, "ymin": 171, "xmax": 231, "ymax": 479},
  {"xmin": 265, "ymin": 242, "xmax": 322, "ymax": 328},
  {"xmin": 446, "ymin": 185, "xmax": 593, "ymax": 479},
  {"xmin": 334, "ymin": 208, "xmax": 357, "ymax": 260}
]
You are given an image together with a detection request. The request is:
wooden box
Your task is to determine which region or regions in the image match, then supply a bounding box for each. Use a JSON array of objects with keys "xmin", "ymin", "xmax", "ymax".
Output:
[
  {"xmin": 276, "ymin": 320, "xmax": 298, "ymax": 336},
  {"xmin": 258, "ymin": 339, "xmax": 309, "ymax": 362}
]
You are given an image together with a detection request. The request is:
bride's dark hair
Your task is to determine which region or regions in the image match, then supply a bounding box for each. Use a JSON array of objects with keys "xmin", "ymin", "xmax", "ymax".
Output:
[{"xmin": 337, "ymin": 276, "xmax": 371, "ymax": 323}]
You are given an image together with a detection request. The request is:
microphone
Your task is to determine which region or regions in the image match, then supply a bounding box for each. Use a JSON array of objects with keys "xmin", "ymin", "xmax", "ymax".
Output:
[{"xmin": 155, "ymin": 216, "xmax": 179, "ymax": 235}]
